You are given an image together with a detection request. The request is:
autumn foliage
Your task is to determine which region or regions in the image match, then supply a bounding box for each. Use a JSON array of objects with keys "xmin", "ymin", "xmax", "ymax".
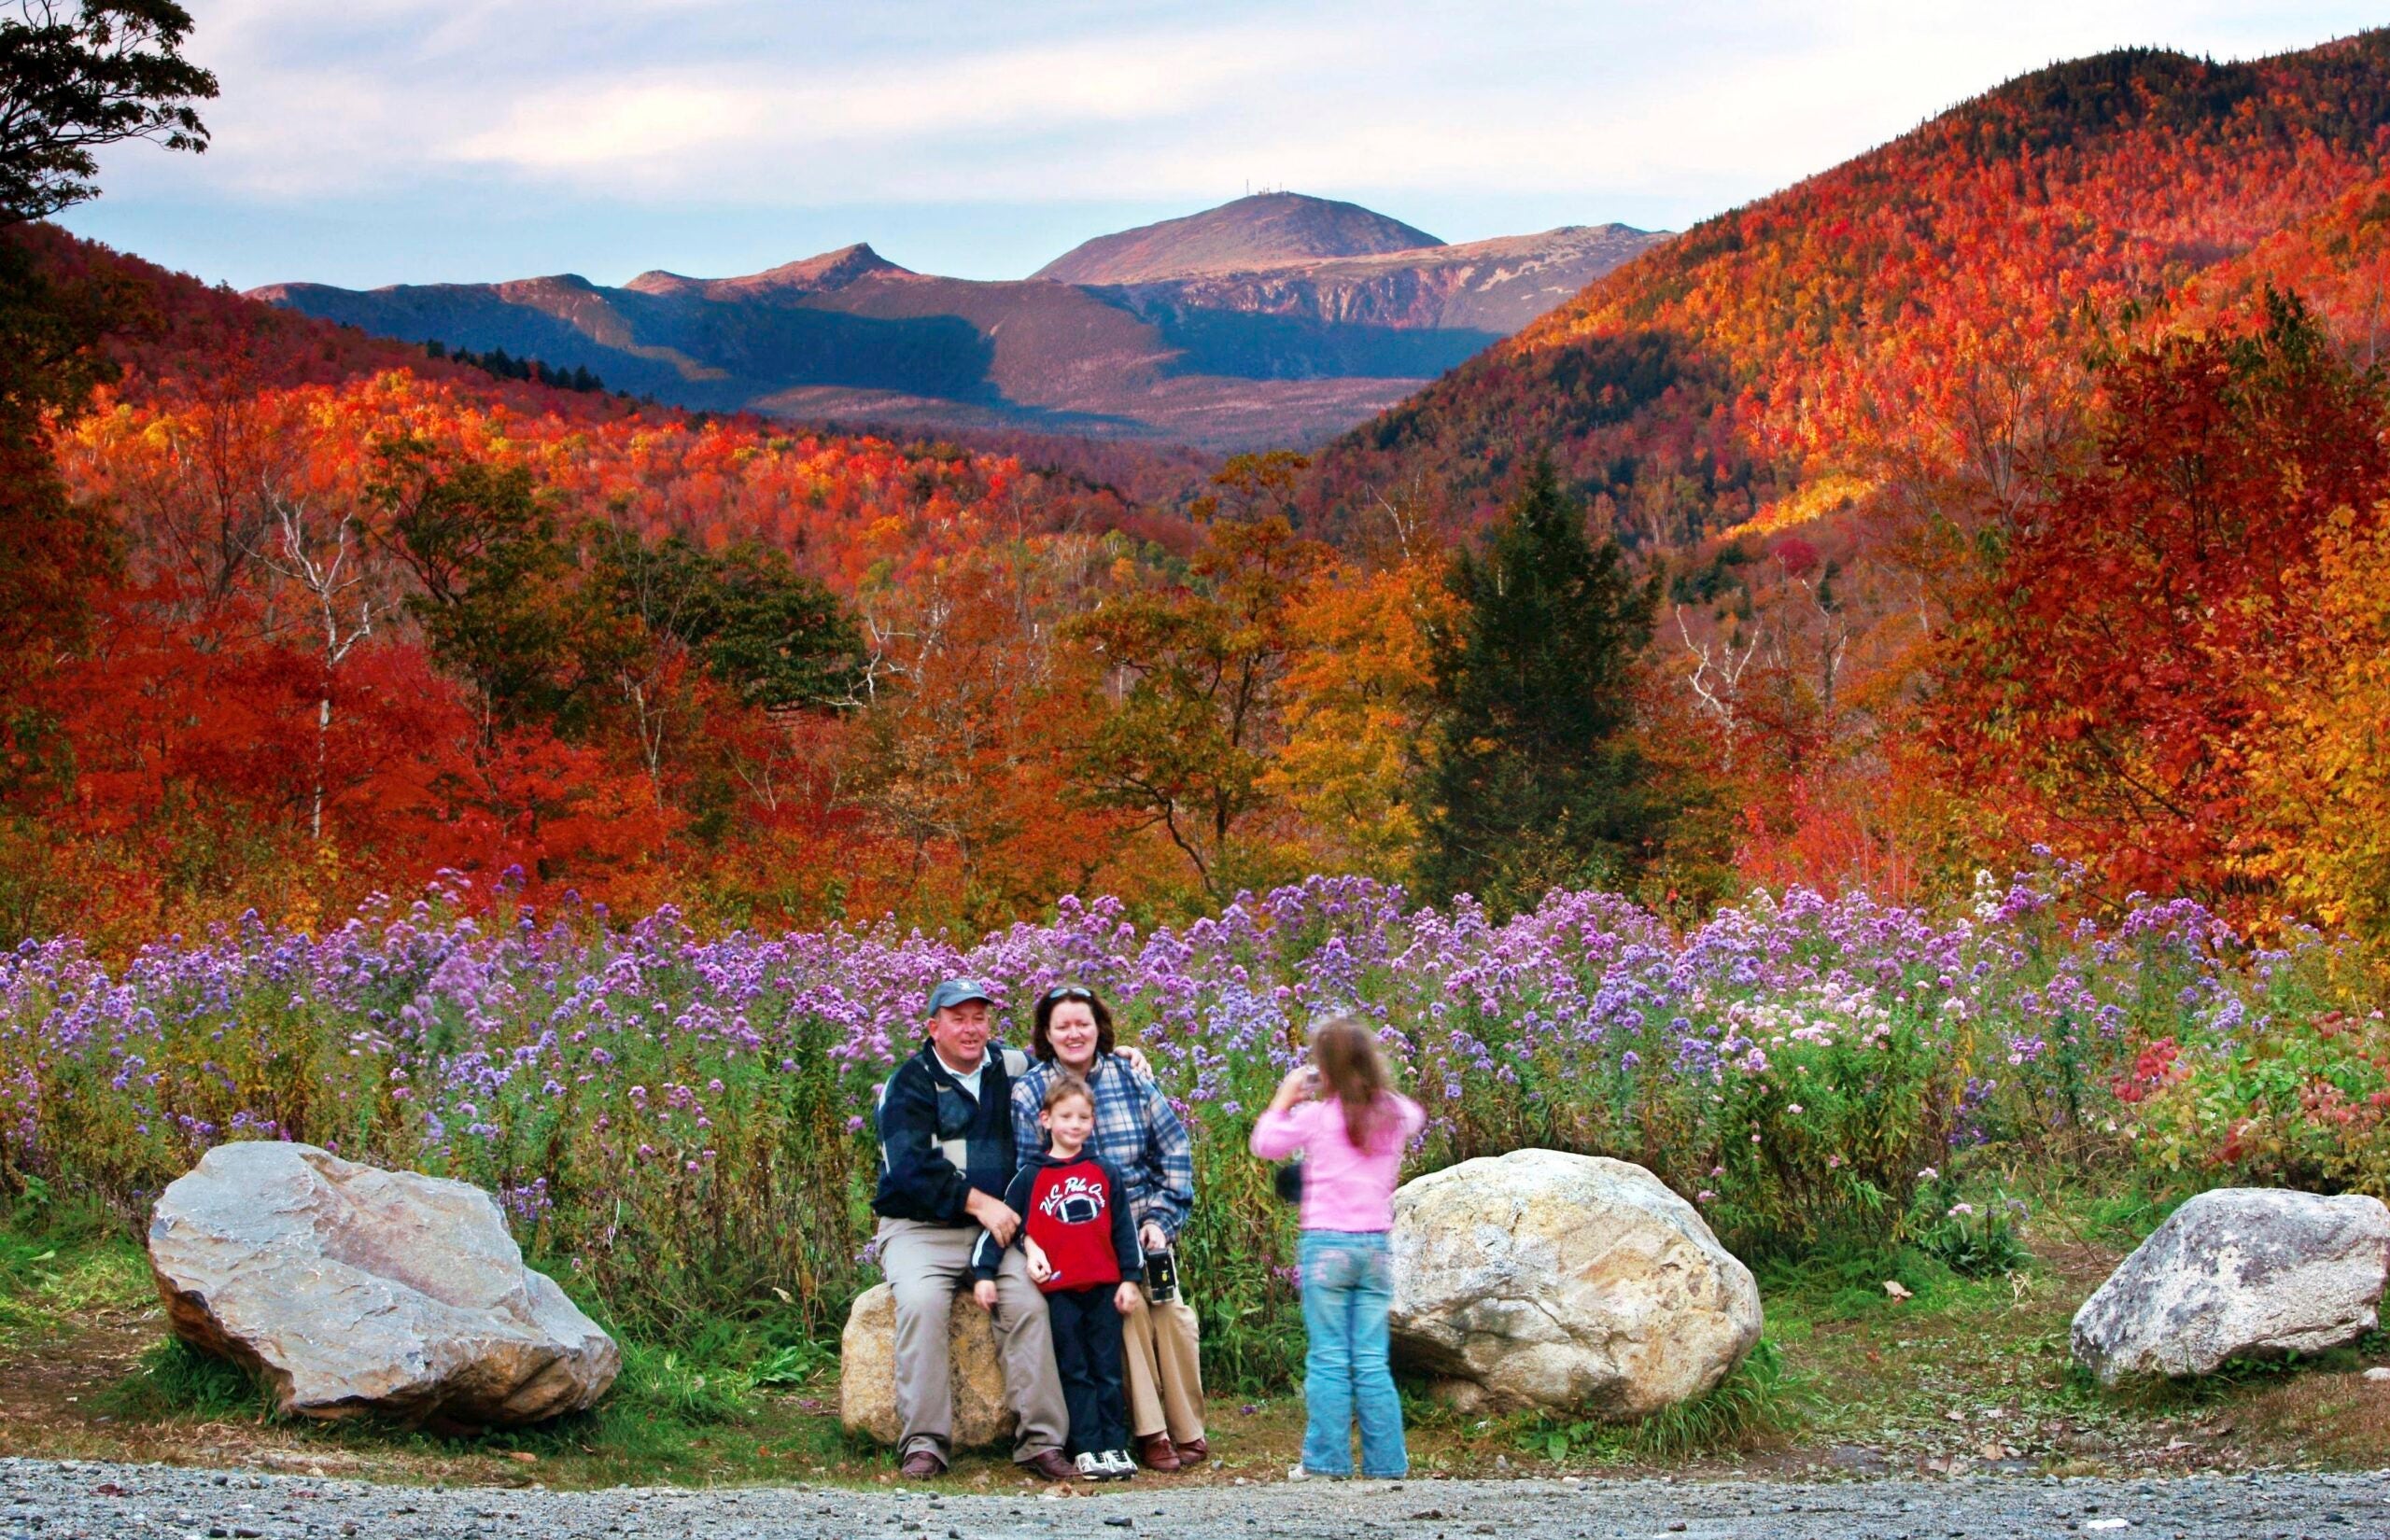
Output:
[
  {"xmin": 22, "ymin": 33, "xmax": 2390, "ymax": 948},
  {"xmin": 1309, "ymin": 39, "xmax": 2390, "ymax": 541},
  {"xmin": 4, "ymin": 229, "xmax": 1571, "ymax": 945},
  {"xmin": 1932, "ymin": 295, "xmax": 2390, "ymax": 904}
]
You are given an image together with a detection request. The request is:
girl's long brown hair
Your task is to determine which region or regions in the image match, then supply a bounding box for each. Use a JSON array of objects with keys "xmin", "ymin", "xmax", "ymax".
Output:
[{"xmin": 1311, "ymin": 1016, "xmax": 1395, "ymax": 1152}]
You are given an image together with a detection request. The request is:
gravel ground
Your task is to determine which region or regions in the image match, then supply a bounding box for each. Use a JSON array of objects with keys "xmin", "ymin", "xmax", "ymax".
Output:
[{"xmin": 4, "ymin": 1459, "xmax": 2386, "ymax": 1540}]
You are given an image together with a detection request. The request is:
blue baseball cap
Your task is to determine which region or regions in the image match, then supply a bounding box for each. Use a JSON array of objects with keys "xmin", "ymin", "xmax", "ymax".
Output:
[{"xmin": 924, "ymin": 978, "xmax": 998, "ymax": 1016}]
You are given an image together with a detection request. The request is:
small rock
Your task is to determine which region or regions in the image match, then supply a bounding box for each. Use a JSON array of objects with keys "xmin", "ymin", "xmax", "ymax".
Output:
[{"xmin": 840, "ymin": 1284, "xmax": 1014, "ymax": 1449}]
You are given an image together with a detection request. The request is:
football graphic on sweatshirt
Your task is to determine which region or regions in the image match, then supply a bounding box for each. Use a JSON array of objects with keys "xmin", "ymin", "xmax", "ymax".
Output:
[{"xmin": 1039, "ymin": 1171, "xmax": 1108, "ymax": 1226}]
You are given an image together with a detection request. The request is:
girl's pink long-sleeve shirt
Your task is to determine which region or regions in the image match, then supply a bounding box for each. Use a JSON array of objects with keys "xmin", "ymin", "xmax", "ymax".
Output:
[{"xmin": 1250, "ymin": 1092, "xmax": 1425, "ymax": 1233}]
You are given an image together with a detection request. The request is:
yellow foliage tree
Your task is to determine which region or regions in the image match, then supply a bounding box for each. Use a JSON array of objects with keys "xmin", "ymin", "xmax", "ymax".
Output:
[
  {"xmin": 2242, "ymin": 505, "xmax": 2390, "ymax": 935},
  {"xmin": 1260, "ymin": 555, "xmax": 1457, "ymax": 883}
]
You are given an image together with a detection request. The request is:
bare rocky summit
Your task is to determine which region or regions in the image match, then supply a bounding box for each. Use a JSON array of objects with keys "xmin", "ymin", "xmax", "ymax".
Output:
[
  {"xmin": 1032, "ymin": 192, "xmax": 1444, "ymax": 285},
  {"xmin": 251, "ymin": 195, "xmax": 1666, "ymax": 449}
]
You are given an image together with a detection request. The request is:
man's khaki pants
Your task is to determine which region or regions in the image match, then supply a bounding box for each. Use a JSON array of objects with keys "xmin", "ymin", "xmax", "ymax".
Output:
[
  {"xmin": 1120, "ymin": 1289, "xmax": 1206, "ymax": 1444},
  {"xmin": 879, "ymin": 1218, "xmax": 1068, "ymax": 1463}
]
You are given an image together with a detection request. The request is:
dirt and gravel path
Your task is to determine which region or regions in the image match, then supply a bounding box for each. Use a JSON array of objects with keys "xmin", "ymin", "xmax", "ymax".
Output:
[{"xmin": 3, "ymin": 1457, "xmax": 2384, "ymax": 1539}]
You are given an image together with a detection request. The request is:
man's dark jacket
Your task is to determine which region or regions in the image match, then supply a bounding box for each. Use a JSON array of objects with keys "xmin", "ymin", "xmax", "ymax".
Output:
[{"xmin": 871, "ymin": 1043, "xmax": 1026, "ymax": 1225}]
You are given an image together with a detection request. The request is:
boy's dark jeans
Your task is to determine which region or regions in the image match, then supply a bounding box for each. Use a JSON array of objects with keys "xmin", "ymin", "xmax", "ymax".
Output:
[{"xmin": 1047, "ymin": 1284, "xmax": 1129, "ymax": 1456}]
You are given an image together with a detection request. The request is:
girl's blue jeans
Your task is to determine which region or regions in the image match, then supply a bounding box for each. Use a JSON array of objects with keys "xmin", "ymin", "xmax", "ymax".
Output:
[{"xmin": 1297, "ymin": 1229, "xmax": 1408, "ymax": 1477}]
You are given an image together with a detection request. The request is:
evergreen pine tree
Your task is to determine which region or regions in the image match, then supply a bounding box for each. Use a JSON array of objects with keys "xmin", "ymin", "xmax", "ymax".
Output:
[{"xmin": 1416, "ymin": 460, "xmax": 1663, "ymax": 916}]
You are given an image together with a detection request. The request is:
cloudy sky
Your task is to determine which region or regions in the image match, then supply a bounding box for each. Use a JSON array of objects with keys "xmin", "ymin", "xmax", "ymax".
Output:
[{"xmin": 53, "ymin": 0, "xmax": 2388, "ymax": 291}]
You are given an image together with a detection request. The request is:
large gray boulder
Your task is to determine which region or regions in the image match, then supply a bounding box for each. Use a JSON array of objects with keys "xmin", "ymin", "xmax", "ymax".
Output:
[
  {"xmin": 839, "ymin": 1282, "xmax": 1014, "ymax": 1448},
  {"xmin": 2071, "ymin": 1186, "xmax": 2390, "ymax": 1385},
  {"xmin": 148, "ymin": 1141, "xmax": 618, "ymax": 1424},
  {"xmin": 1388, "ymin": 1149, "xmax": 1763, "ymax": 1418}
]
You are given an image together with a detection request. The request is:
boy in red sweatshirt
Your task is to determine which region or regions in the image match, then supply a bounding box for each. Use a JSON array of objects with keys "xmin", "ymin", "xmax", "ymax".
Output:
[{"xmin": 972, "ymin": 1076, "xmax": 1143, "ymax": 1481}]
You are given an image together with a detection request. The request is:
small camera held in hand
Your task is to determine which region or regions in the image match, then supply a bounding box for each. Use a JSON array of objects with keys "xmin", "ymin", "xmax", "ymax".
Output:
[{"xmin": 1143, "ymin": 1242, "xmax": 1179, "ymax": 1304}]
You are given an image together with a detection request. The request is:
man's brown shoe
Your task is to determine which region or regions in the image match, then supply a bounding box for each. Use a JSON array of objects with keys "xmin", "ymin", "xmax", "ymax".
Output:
[
  {"xmin": 1174, "ymin": 1435, "xmax": 1209, "ymax": 1463},
  {"xmin": 1017, "ymin": 1449, "xmax": 1076, "ymax": 1482},
  {"xmin": 898, "ymin": 1449, "xmax": 947, "ymax": 1479},
  {"xmin": 1137, "ymin": 1433, "xmax": 1182, "ymax": 1472}
]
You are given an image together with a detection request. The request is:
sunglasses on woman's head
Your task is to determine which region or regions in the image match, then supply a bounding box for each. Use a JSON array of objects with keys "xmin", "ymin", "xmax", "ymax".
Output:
[{"xmin": 1043, "ymin": 986, "xmax": 1094, "ymax": 1004}]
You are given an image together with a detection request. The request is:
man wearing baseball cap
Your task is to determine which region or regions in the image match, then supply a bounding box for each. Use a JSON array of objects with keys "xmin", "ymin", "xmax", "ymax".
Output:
[{"xmin": 872, "ymin": 977, "xmax": 1072, "ymax": 1480}]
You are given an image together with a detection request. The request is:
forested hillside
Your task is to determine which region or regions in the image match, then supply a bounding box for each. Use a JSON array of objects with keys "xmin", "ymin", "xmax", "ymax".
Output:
[
  {"xmin": 16, "ymin": 18, "xmax": 2390, "ymax": 955},
  {"xmin": 12, "ymin": 208, "xmax": 1566, "ymax": 949},
  {"xmin": 1274, "ymin": 33, "xmax": 2390, "ymax": 937},
  {"xmin": 1307, "ymin": 36, "xmax": 2390, "ymax": 541}
]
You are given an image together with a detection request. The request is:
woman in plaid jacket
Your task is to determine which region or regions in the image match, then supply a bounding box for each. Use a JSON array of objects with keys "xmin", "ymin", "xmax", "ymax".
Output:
[{"xmin": 1012, "ymin": 984, "xmax": 1208, "ymax": 1473}]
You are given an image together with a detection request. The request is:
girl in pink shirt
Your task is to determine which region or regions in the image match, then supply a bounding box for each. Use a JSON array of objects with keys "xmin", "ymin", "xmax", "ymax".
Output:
[{"xmin": 1250, "ymin": 1016, "xmax": 1424, "ymax": 1480}]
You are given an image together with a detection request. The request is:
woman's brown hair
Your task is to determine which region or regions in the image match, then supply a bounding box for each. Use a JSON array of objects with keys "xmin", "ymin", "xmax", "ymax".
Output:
[
  {"xmin": 1311, "ymin": 1015, "xmax": 1396, "ymax": 1152},
  {"xmin": 1031, "ymin": 984, "xmax": 1117, "ymax": 1062}
]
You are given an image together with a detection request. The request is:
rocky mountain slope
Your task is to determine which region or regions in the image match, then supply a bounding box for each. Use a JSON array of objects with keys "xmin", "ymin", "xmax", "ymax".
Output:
[{"xmin": 252, "ymin": 195, "xmax": 1664, "ymax": 450}]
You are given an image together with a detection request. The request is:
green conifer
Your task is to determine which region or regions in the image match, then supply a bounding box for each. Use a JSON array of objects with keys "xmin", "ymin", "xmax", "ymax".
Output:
[{"xmin": 1416, "ymin": 460, "xmax": 1663, "ymax": 916}]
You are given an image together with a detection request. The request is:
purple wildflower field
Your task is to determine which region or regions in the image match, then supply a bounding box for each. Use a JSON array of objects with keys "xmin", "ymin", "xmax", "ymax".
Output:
[{"xmin": 0, "ymin": 867, "xmax": 2355, "ymax": 1343}]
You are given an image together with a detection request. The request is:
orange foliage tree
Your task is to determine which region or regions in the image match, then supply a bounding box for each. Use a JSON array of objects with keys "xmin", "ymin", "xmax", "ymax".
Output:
[{"xmin": 1931, "ymin": 294, "xmax": 2390, "ymax": 909}]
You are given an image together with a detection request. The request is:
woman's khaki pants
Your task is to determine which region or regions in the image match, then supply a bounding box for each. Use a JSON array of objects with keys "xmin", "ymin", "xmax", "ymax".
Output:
[{"xmin": 1120, "ymin": 1288, "xmax": 1206, "ymax": 1444}]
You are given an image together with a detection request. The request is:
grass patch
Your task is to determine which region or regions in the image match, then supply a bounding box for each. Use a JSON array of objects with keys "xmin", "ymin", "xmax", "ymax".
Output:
[
  {"xmin": 101, "ymin": 1337, "xmax": 270, "ymax": 1421},
  {"xmin": 0, "ymin": 1183, "xmax": 148, "ymax": 1346},
  {"xmin": 90, "ymin": 1312, "xmax": 866, "ymax": 1487},
  {"xmin": 1516, "ymin": 1337, "xmax": 1794, "ymax": 1465}
]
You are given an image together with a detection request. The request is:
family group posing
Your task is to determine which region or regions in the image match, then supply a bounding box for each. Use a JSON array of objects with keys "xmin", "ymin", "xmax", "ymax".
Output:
[{"xmin": 871, "ymin": 978, "xmax": 1423, "ymax": 1483}]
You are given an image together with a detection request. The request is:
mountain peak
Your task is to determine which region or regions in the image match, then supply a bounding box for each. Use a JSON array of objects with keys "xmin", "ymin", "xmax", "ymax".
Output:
[
  {"xmin": 625, "ymin": 243, "xmax": 906, "ymax": 298},
  {"xmin": 1033, "ymin": 192, "xmax": 1443, "ymax": 285}
]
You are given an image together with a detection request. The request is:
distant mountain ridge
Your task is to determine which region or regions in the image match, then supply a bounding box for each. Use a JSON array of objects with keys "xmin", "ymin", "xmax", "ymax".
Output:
[
  {"xmin": 624, "ymin": 243, "xmax": 905, "ymax": 300},
  {"xmin": 1033, "ymin": 191, "xmax": 1443, "ymax": 284},
  {"xmin": 253, "ymin": 194, "xmax": 1667, "ymax": 450}
]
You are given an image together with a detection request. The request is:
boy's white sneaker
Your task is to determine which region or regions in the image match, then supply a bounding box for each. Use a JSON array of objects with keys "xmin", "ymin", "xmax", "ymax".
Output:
[
  {"xmin": 1286, "ymin": 1463, "xmax": 1311, "ymax": 1481},
  {"xmin": 1075, "ymin": 1451, "xmax": 1106, "ymax": 1482},
  {"xmin": 1103, "ymin": 1449, "xmax": 1136, "ymax": 1479}
]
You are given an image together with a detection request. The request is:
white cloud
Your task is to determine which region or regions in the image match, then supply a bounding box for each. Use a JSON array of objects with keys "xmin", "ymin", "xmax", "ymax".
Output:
[{"xmin": 443, "ymin": 27, "xmax": 1323, "ymax": 183}]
